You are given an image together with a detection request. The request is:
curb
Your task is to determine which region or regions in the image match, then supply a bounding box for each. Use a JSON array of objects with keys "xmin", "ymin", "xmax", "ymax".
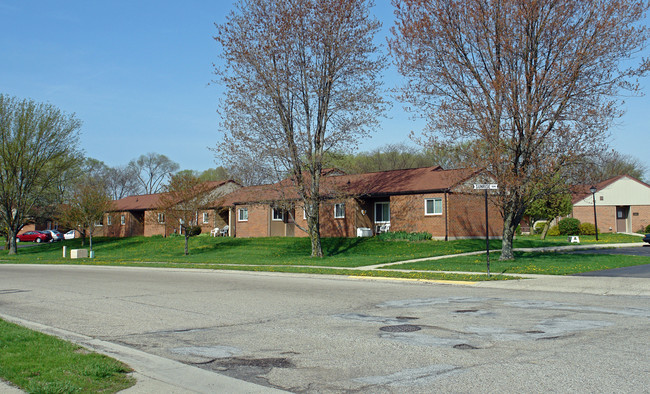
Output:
[{"xmin": 0, "ymin": 313, "xmax": 286, "ymax": 394}]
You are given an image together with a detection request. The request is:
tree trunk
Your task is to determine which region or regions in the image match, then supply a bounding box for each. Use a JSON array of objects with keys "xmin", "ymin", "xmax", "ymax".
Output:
[
  {"xmin": 307, "ymin": 199, "xmax": 323, "ymax": 258},
  {"xmin": 7, "ymin": 230, "xmax": 18, "ymax": 255},
  {"xmin": 184, "ymin": 234, "xmax": 189, "ymax": 256},
  {"xmin": 540, "ymin": 221, "xmax": 550, "ymax": 240},
  {"xmin": 500, "ymin": 210, "xmax": 517, "ymax": 260}
]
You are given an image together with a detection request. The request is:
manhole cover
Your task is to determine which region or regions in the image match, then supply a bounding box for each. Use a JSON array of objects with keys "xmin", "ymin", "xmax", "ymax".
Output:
[
  {"xmin": 379, "ymin": 324, "xmax": 422, "ymax": 332},
  {"xmin": 453, "ymin": 343, "xmax": 478, "ymax": 350}
]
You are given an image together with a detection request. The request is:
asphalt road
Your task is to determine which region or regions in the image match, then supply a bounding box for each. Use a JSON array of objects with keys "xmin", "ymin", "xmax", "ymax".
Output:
[
  {"xmin": 0, "ymin": 265, "xmax": 648, "ymax": 393},
  {"xmin": 570, "ymin": 246, "xmax": 650, "ymax": 277}
]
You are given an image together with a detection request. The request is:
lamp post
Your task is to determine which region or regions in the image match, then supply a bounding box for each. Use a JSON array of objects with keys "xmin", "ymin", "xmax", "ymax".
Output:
[{"xmin": 590, "ymin": 186, "xmax": 599, "ymax": 241}]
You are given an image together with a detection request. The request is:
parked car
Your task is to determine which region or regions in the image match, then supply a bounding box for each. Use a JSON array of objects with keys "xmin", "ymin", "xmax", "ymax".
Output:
[
  {"xmin": 63, "ymin": 230, "xmax": 76, "ymax": 240},
  {"xmin": 42, "ymin": 229, "xmax": 64, "ymax": 242},
  {"xmin": 16, "ymin": 231, "xmax": 52, "ymax": 243},
  {"xmin": 643, "ymin": 234, "xmax": 650, "ymax": 244}
]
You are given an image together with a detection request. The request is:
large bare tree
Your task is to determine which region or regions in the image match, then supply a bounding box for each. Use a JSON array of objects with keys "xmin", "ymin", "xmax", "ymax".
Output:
[
  {"xmin": 128, "ymin": 152, "xmax": 179, "ymax": 194},
  {"xmin": 391, "ymin": 0, "xmax": 649, "ymax": 259},
  {"xmin": 214, "ymin": 0, "xmax": 387, "ymax": 257},
  {"xmin": 0, "ymin": 94, "xmax": 81, "ymax": 255}
]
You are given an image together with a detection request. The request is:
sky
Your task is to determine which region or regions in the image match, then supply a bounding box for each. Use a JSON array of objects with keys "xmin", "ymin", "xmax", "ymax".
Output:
[{"xmin": 1, "ymin": 1, "xmax": 648, "ymax": 175}]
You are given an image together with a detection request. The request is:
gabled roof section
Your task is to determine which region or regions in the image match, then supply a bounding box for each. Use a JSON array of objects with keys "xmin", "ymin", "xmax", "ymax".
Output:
[
  {"xmin": 221, "ymin": 166, "xmax": 481, "ymax": 206},
  {"xmin": 110, "ymin": 180, "xmax": 237, "ymax": 211},
  {"xmin": 570, "ymin": 174, "xmax": 650, "ymax": 204}
]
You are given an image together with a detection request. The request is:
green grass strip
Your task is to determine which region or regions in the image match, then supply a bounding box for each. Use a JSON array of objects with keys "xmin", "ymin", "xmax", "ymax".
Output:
[
  {"xmin": 392, "ymin": 251, "xmax": 650, "ymax": 275},
  {"xmin": 0, "ymin": 319, "xmax": 135, "ymax": 393}
]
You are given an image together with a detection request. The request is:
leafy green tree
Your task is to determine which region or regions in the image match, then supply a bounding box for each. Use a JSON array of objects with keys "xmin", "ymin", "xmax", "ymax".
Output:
[
  {"xmin": 525, "ymin": 193, "xmax": 573, "ymax": 239},
  {"xmin": 0, "ymin": 94, "xmax": 81, "ymax": 254}
]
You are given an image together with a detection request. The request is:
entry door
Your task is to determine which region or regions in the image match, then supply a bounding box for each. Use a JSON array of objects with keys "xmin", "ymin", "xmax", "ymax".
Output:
[{"xmin": 616, "ymin": 206, "xmax": 629, "ymax": 233}]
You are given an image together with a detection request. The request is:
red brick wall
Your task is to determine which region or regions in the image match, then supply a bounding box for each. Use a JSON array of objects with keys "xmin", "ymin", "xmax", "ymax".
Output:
[
  {"xmin": 100, "ymin": 211, "xmax": 144, "ymax": 237},
  {"xmin": 387, "ymin": 193, "xmax": 501, "ymax": 238},
  {"xmin": 573, "ymin": 205, "xmax": 650, "ymax": 233},
  {"xmin": 390, "ymin": 193, "xmax": 446, "ymax": 236},
  {"xmin": 319, "ymin": 199, "xmax": 358, "ymax": 237},
  {"xmin": 233, "ymin": 204, "xmax": 269, "ymax": 238},
  {"xmin": 447, "ymin": 193, "xmax": 502, "ymax": 238},
  {"xmin": 632, "ymin": 206, "xmax": 650, "ymax": 232}
]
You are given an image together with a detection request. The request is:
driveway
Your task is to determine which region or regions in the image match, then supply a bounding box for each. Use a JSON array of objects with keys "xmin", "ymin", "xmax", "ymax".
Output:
[{"xmin": 1, "ymin": 265, "xmax": 648, "ymax": 393}]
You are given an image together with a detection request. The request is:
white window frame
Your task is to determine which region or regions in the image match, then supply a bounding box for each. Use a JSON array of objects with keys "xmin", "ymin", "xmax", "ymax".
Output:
[
  {"xmin": 334, "ymin": 203, "xmax": 345, "ymax": 219},
  {"xmin": 158, "ymin": 212, "xmax": 165, "ymax": 224},
  {"xmin": 272, "ymin": 208, "xmax": 284, "ymax": 221},
  {"xmin": 120, "ymin": 214, "xmax": 125, "ymax": 225},
  {"xmin": 238, "ymin": 207, "xmax": 248, "ymax": 222},
  {"xmin": 425, "ymin": 198, "xmax": 443, "ymax": 216},
  {"xmin": 106, "ymin": 215, "xmax": 112, "ymax": 226},
  {"xmin": 202, "ymin": 212, "xmax": 209, "ymax": 224},
  {"xmin": 374, "ymin": 202, "xmax": 390, "ymax": 224}
]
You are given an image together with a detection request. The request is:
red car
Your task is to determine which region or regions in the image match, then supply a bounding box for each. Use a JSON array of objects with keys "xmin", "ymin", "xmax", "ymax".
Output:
[{"xmin": 16, "ymin": 231, "xmax": 52, "ymax": 243}]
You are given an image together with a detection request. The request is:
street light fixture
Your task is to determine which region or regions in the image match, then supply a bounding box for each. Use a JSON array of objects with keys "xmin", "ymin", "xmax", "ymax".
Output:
[{"xmin": 590, "ymin": 186, "xmax": 599, "ymax": 241}]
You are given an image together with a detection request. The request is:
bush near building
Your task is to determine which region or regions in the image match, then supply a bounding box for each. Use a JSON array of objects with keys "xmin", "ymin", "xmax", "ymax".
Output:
[
  {"xmin": 558, "ymin": 218, "xmax": 581, "ymax": 235},
  {"xmin": 579, "ymin": 222, "xmax": 597, "ymax": 235}
]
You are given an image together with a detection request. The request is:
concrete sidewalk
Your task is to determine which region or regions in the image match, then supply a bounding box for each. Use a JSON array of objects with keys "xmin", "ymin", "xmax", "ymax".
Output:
[{"xmin": 0, "ymin": 314, "xmax": 286, "ymax": 394}]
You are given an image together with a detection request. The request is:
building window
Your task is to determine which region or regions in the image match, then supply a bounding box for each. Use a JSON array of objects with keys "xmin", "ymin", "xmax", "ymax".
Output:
[
  {"xmin": 106, "ymin": 215, "xmax": 112, "ymax": 226},
  {"xmin": 238, "ymin": 208, "xmax": 248, "ymax": 221},
  {"xmin": 425, "ymin": 198, "xmax": 443, "ymax": 215},
  {"xmin": 158, "ymin": 213, "xmax": 165, "ymax": 224},
  {"xmin": 202, "ymin": 212, "xmax": 209, "ymax": 224},
  {"xmin": 334, "ymin": 203, "xmax": 345, "ymax": 219},
  {"xmin": 272, "ymin": 208, "xmax": 284, "ymax": 221},
  {"xmin": 375, "ymin": 202, "xmax": 390, "ymax": 223},
  {"xmin": 120, "ymin": 214, "xmax": 125, "ymax": 225}
]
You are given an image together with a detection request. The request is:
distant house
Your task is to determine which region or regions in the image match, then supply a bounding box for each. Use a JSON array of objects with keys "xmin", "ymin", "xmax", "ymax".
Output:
[
  {"xmin": 220, "ymin": 166, "xmax": 503, "ymax": 239},
  {"xmin": 571, "ymin": 174, "xmax": 650, "ymax": 233},
  {"xmin": 97, "ymin": 180, "xmax": 241, "ymax": 237}
]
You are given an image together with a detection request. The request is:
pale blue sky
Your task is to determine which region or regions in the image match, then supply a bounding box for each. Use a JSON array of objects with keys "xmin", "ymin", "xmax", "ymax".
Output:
[{"xmin": 1, "ymin": 1, "xmax": 648, "ymax": 175}]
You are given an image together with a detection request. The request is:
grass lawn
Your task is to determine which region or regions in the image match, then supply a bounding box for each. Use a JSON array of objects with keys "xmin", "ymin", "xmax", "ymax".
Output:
[
  {"xmin": 1, "ymin": 232, "xmax": 644, "ymax": 276},
  {"xmin": 0, "ymin": 319, "xmax": 135, "ymax": 393},
  {"xmin": 391, "ymin": 251, "xmax": 650, "ymax": 275}
]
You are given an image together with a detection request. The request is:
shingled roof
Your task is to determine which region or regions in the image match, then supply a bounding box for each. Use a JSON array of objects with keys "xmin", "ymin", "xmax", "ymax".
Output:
[
  {"xmin": 110, "ymin": 180, "xmax": 235, "ymax": 211},
  {"xmin": 220, "ymin": 166, "xmax": 481, "ymax": 206}
]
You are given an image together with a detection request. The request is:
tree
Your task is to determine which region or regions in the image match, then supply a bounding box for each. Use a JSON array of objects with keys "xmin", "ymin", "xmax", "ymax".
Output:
[
  {"xmin": 59, "ymin": 175, "xmax": 112, "ymax": 252},
  {"xmin": 391, "ymin": 0, "xmax": 649, "ymax": 259},
  {"xmin": 128, "ymin": 152, "xmax": 179, "ymax": 194},
  {"xmin": 214, "ymin": 0, "xmax": 387, "ymax": 257},
  {"xmin": 198, "ymin": 167, "xmax": 230, "ymax": 182},
  {"xmin": 106, "ymin": 164, "xmax": 141, "ymax": 199},
  {"xmin": 525, "ymin": 192, "xmax": 573, "ymax": 239},
  {"xmin": 0, "ymin": 94, "xmax": 81, "ymax": 255},
  {"xmin": 156, "ymin": 173, "xmax": 215, "ymax": 255},
  {"xmin": 585, "ymin": 150, "xmax": 648, "ymax": 184}
]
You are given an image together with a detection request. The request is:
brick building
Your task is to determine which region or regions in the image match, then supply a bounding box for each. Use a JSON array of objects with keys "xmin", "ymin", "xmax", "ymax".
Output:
[
  {"xmin": 571, "ymin": 175, "xmax": 650, "ymax": 233},
  {"xmin": 97, "ymin": 180, "xmax": 240, "ymax": 237},
  {"xmin": 221, "ymin": 166, "xmax": 503, "ymax": 240}
]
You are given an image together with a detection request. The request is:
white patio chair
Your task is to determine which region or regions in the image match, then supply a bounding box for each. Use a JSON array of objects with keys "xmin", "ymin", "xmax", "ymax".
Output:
[
  {"xmin": 220, "ymin": 225, "xmax": 229, "ymax": 237},
  {"xmin": 210, "ymin": 227, "xmax": 220, "ymax": 237}
]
